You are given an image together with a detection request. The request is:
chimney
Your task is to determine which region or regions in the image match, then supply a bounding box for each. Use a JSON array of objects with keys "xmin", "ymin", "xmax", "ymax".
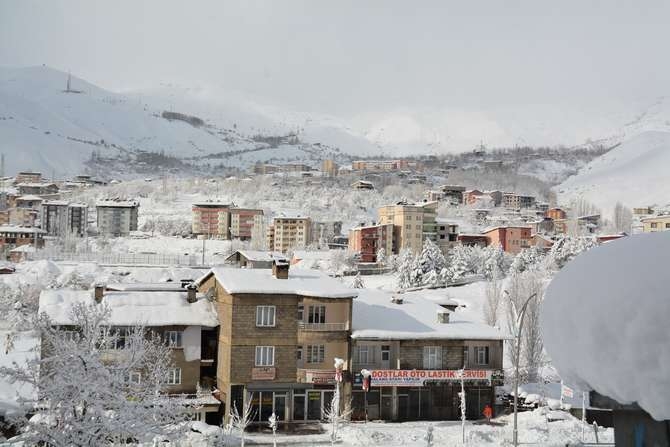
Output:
[
  {"xmin": 391, "ymin": 296, "xmax": 404, "ymax": 305},
  {"xmin": 186, "ymin": 283, "xmax": 197, "ymax": 303},
  {"xmin": 93, "ymin": 283, "xmax": 105, "ymax": 303},
  {"xmin": 272, "ymin": 259, "xmax": 290, "ymax": 279},
  {"xmin": 180, "ymin": 278, "xmax": 194, "ymax": 288}
]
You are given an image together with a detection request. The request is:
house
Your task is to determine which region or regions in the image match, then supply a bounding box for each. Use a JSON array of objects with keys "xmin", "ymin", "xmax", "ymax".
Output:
[
  {"xmin": 8, "ymin": 244, "xmax": 36, "ymax": 263},
  {"xmin": 545, "ymin": 207, "xmax": 567, "ymax": 221},
  {"xmin": 15, "ymin": 172, "xmax": 42, "ymax": 184},
  {"xmin": 41, "ymin": 201, "xmax": 88, "ymax": 237},
  {"xmin": 378, "ymin": 201, "xmax": 439, "ymax": 255},
  {"xmin": 266, "ymin": 215, "xmax": 312, "ymax": 253},
  {"xmin": 224, "ymin": 250, "xmax": 288, "ymax": 269},
  {"xmin": 0, "ymin": 226, "xmax": 46, "ymax": 252},
  {"xmin": 15, "ymin": 195, "xmax": 44, "ymax": 210},
  {"xmin": 439, "ymin": 185, "xmax": 466, "ymax": 205},
  {"xmin": 482, "ymin": 226, "xmax": 532, "ymax": 254},
  {"xmin": 532, "ymin": 233, "xmax": 554, "ymax": 251},
  {"xmin": 640, "ymin": 215, "xmax": 670, "ymax": 233},
  {"xmin": 96, "ymin": 199, "xmax": 139, "ymax": 237},
  {"xmin": 16, "ymin": 183, "xmax": 59, "ymax": 197},
  {"xmin": 195, "ymin": 262, "xmax": 357, "ymax": 423},
  {"xmin": 577, "ymin": 214, "xmax": 601, "ymax": 234},
  {"xmin": 350, "ymin": 290, "xmax": 506, "ymax": 421},
  {"xmin": 529, "ymin": 217, "xmax": 555, "ymax": 234},
  {"xmin": 457, "ymin": 234, "xmax": 489, "ymax": 248},
  {"xmin": 38, "ymin": 284, "xmax": 221, "ymax": 423},
  {"xmin": 351, "ymin": 180, "xmax": 374, "ymax": 190},
  {"xmin": 348, "ymin": 223, "xmax": 394, "ymax": 262},
  {"xmin": 424, "ymin": 190, "xmax": 445, "ymax": 202}
]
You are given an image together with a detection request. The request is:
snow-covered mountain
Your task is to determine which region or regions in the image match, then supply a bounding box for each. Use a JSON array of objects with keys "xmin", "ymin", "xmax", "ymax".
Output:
[
  {"xmin": 0, "ymin": 66, "xmax": 383, "ymax": 176},
  {"xmin": 556, "ymin": 130, "xmax": 670, "ymax": 213}
]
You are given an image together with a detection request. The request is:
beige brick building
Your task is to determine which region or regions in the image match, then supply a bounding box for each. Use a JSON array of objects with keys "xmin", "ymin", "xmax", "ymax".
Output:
[
  {"xmin": 192, "ymin": 202, "xmax": 264, "ymax": 241},
  {"xmin": 641, "ymin": 215, "xmax": 670, "ymax": 232},
  {"xmin": 378, "ymin": 201, "xmax": 439, "ymax": 255},
  {"xmin": 266, "ymin": 215, "xmax": 312, "ymax": 253},
  {"xmin": 196, "ymin": 262, "xmax": 356, "ymax": 423}
]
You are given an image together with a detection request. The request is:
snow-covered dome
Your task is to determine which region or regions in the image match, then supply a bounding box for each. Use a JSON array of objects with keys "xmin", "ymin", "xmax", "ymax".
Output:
[{"xmin": 542, "ymin": 232, "xmax": 670, "ymax": 421}]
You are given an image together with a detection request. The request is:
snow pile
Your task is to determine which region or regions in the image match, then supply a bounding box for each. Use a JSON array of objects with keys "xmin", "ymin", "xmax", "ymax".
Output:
[{"xmin": 542, "ymin": 232, "xmax": 670, "ymax": 420}]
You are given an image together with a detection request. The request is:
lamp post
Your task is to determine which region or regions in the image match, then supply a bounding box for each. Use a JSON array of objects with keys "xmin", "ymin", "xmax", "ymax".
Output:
[
  {"xmin": 361, "ymin": 369, "xmax": 371, "ymax": 423},
  {"xmin": 505, "ymin": 291, "xmax": 537, "ymax": 447}
]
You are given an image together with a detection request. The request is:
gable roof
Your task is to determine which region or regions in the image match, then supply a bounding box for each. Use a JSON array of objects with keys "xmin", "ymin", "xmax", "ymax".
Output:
[
  {"xmin": 352, "ymin": 289, "xmax": 508, "ymax": 340},
  {"xmin": 225, "ymin": 250, "xmax": 287, "ymax": 263},
  {"xmin": 197, "ymin": 267, "xmax": 357, "ymax": 299}
]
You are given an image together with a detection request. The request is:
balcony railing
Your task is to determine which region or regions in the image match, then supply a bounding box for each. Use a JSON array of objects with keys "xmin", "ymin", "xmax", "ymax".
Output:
[{"xmin": 297, "ymin": 322, "xmax": 348, "ymax": 331}]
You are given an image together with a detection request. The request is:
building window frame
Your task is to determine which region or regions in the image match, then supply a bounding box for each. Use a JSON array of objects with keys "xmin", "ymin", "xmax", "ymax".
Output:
[
  {"xmin": 475, "ymin": 346, "xmax": 490, "ymax": 365},
  {"xmin": 306, "ymin": 345, "xmax": 325, "ymax": 364},
  {"xmin": 165, "ymin": 330, "xmax": 183, "ymax": 348},
  {"xmin": 167, "ymin": 368, "xmax": 181, "ymax": 385},
  {"xmin": 256, "ymin": 305, "xmax": 277, "ymax": 327},
  {"xmin": 308, "ymin": 305, "xmax": 326, "ymax": 324},
  {"xmin": 255, "ymin": 346, "xmax": 275, "ymax": 366}
]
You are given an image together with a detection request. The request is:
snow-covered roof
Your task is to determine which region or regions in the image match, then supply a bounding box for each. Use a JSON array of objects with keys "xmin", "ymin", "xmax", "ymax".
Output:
[
  {"xmin": 274, "ymin": 213, "xmax": 309, "ymax": 220},
  {"xmin": 0, "ymin": 226, "xmax": 46, "ymax": 234},
  {"xmin": 198, "ymin": 267, "xmax": 358, "ymax": 299},
  {"xmin": 105, "ymin": 282, "xmax": 187, "ymax": 292},
  {"xmin": 352, "ymin": 289, "xmax": 508, "ymax": 340},
  {"xmin": 16, "ymin": 182, "xmax": 56, "ymax": 188},
  {"xmin": 15, "ymin": 195, "xmax": 44, "ymax": 201},
  {"xmin": 42, "ymin": 200, "xmax": 69, "ymax": 206},
  {"xmin": 225, "ymin": 250, "xmax": 287, "ymax": 263},
  {"xmin": 192, "ymin": 201, "xmax": 231, "ymax": 207},
  {"xmin": 96, "ymin": 198, "xmax": 139, "ymax": 208},
  {"xmin": 542, "ymin": 233, "xmax": 670, "ymax": 420},
  {"xmin": 291, "ymin": 250, "xmax": 332, "ymax": 261},
  {"xmin": 9, "ymin": 244, "xmax": 36, "ymax": 253},
  {"xmin": 39, "ymin": 289, "xmax": 218, "ymax": 327}
]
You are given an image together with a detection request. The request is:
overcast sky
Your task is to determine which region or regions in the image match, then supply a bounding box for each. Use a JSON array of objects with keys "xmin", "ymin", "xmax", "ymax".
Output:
[{"xmin": 1, "ymin": 1, "xmax": 669, "ymax": 127}]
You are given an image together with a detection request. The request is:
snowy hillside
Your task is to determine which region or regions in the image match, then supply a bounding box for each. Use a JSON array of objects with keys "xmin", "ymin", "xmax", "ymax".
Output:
[
  {"xmin": 556, "ymin": 131, "xmax": 670, "ymax": 213},
  {"xmin": 0, "ymin": 66, "xmax": 382, "ymax": 176}
]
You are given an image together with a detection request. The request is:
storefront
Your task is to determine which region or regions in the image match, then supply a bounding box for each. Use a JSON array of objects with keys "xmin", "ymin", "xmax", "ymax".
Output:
[{"xmin": 352, "ymin": 369, "xmax": 503, "ymax": 421}]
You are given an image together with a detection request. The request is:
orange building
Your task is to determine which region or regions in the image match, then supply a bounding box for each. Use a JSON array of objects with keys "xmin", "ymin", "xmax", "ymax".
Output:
[
  {"xmin": 545, "ymin": 207, "xmax": 567, "ymax": 220},
  {"xmin": 348, "ymin": 223, "xmax": 394, "ymax": 262},
  {"xmin": 482, "ymin": 226, "xmax": 532, "ymax": 254}
]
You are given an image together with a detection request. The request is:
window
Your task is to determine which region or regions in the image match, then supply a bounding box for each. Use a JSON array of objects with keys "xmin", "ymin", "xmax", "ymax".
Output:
[
  {"xmin": 651, "ymin": 222, "xmax": 658, "ymax": 228},
  {"xmin": 357, "ymin": 345, "xmax": 370, "ymax": 364},
  {"xmin": 255, "ymin": 346, "xmax": 275, "ymax": 366},
  {"xmin": 306, "ymin": 345, "xmax": 325, "ymax": 364},
  {"xmin": 296, "ymin": 346, "xmax": 303, "ymax": 360},
  {"xmin": 126, "ymin": 371, "xmax": 141, "ymax": 385},
  {"xmin": 111, "ymin": 328, "xmax": 130, "ymax": 350},
  {"xmin": 167, "ymin": 368, "xmax": 181, "ymax": 385},
  {"xmin": 463, "ymin": 346, "xmax": 469, "ymax": 367},
  {"xmin": 475, "ymin": 346, "xmax": 490, "ymax": 365},
  {"xmin": 381, "ymin": 345, "xmax": 391, "ymax": 362},
  {"xmin": 297, "ymin": 304, "xmax": 304, "ymax": 321},
  {"xmin": 308, "ymin": 305, "xmax": 326, "ymax": 324},
  {"xmin": 666, "ymin": 223, "xmax": 670, "ymax": 229},
  {"xmin": 60, "ymin": 330, "xmax": 77, "ymax": 342},
  {"xmin": 423, "ymin": 346, "xmax": 442, "ymax": 369},
  {"xmin": 256, "ymin": 306, "xmax": 276, "ymax": 327},
  {"xmin": 165, "ymin": 330, "xmax": 183, "ymax": 348}
]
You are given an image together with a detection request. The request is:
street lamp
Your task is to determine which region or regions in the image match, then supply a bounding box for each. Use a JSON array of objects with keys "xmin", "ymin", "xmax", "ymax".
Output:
[
  {"xmin": 505, "ymin": 291, "xmax": 537, "ymax": 447},
  {"xmin": 360, "ymin": 369, "xmax": 371, "ymax": 423}
]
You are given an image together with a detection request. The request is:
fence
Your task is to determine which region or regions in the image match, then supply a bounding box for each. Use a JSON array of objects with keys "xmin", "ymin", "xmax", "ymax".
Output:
[{"xmin": 27, "ymin": 250, "xmax": 216, "ymax": 267}]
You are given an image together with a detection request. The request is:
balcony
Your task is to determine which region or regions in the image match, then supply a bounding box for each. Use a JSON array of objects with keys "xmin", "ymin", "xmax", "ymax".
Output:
[{"xmin": 297, "ymin": 322, "xmax": 348, "ymax": 331}]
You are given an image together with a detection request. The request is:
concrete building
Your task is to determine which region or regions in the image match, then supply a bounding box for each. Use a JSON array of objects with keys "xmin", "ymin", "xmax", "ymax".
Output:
[
  {"xmin": 0, "ymin": 208, "xmax": 38, "ymax": 227},
  {"xmin": 503, "ymin": 193, "xmax": 536, "ymax": 209},
  {"xmin": 266, "ymin": 215, "xmax": 312, "ymax": 253},
  {"xmin": 545, "ymin": 207, "xmax": 567, "ymax": 221},
  {"xmin": 15, "ymin": 172, "xmax": 42, "ymax": 184},
  {"xmin": 439, "ymin": 185, "xmax": 466, "ymax": 205},
  {"xmin": 348, "ymin": 223, "xmax": 394, "ymax": 262},
  {"xmin": 482, "ymin": 226, "xmax": 532, "ymax": 254},
  {"xmin": 351, "ymin": 180, "xmax": 375, "ymax": 190},
  {"xmin": 350, "ymin": 290, "xmax": 506, "ymax": 421},
  {"xmin": 230, "ymin": 208, "xmax": 264, "ymax": 240},
  {"xmin": 41, "ymin": 201, "xmax": 88, "ymax": 237},
  {"xmin": 640, "ymin": 214, "xmax": 670, "ymax": 232},
  {"xmin": 192, "ymin": 202, "xmax": 263, "ymax": 240},
  {"xmin": 436, "ymin": 219, "xmax": 459, "ymax": 253},
  {"xmin": 321, "ymin": 159, "xmax": 339, "ymax": 177},
  {"xmin": 351, "ymin": 160, "xmax": 410, "ymax": 172},
  {"xmin": 0, "ymin": 226, "xmax": 46, "ymax": 253},
  {"xmin": 378, "ymin": 201, "xmax": 439, "ymax": 255},
  {"xmin": 196, "ymin": 262, "xmax": 356, "ymax": 423},
  {"xmin": 96, "ymin": 199, "xmax": 139, "ymax": 237},
  {"xmin": 16, "ymin": 183, "xmax": 59, "ymax": 197}
]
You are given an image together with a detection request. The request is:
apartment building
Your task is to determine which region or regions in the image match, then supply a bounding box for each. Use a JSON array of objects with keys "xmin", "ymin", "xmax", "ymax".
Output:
[
  {"xmin": 351, "ymin": 159, "xmax": 410, "ymax": 172},
  {"xmin": 641, "ymin": 215, "xmax": 670, "ymax": 232},
  {"xmin": 436, "ymin": 219, "xmax": 459, "ymax": 253},
  {"xmin": 15, "ymin": 195, "xmax": 43, "ymax": 210},
  {"xmin": 15, "ymin": 171, "xmax": 42, "ymax": 184},
  {"xmin": 378, "ymin": 201, "xmax": 438, "ymax": 255},
  {"xmin": 196, "ymin": 262, "xmax": 357, "ymax": 423},
  {"xmin": 350, "ymin": 290, "xmax": 506, "ymax": 421},
  {"xmin": 96, "ymin": 199, "xmax": 139, "ymax": 237},
  {"xmin": 503, "ymin": 193, "xmax": 536, "ymax": 209},
  {"xmin": 0, "ymin": 208, "xmax": 38, "ymax": 227},
  {"xmin": 266, "ymin": 215, "xmax": 312, "ymax": 253},
  {"xmin": 192, "ymin": 203, "xmax": 264, "ymax": 240},
  {"xmin": 439, "ymin": 185, "xmax": 466, "ymax": 205},
  {"xmin": 41, "ymin": 201, "xmax": 88, "ymax": 237},
  {"xmin": 16, "ymin": 183, "xmax": 59, "ymax": 197},
  {"xmin": 545, "ymin": 207, "xmax": 567, "ymax": 220},
  {"xmin": 348, "ymin": 223, "xmax": 394, "ymax": 262},
  {"xmin": 0, "ymin": 226, "xmax": 46, "ymax": 252},
  {"xmin": 322, "ymin": 159, "xmax": 339, "ymax": 177},
  {"xmin": 482, "ymin": 226, "xmax": 532, "ymax": 254},
  {"xmin": 38, "ymin": 284, "xmax": 221, "ymax": 423}
]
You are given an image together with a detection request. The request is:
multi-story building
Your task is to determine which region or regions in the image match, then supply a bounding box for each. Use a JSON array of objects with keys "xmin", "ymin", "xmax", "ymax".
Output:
[
  {"xmin": 96, "ymin": 199, "xmax": 139, "ymax": 237},
  {"xmin": 348, "ymin": 223, "xmax": 394, "ymax": 262},
  {"xmin": 253, "ymin": 164, "xmax": 281, "ymax": 175},
  {"xmin": 351, "ymin": 160, "xmax": 410, "ymax": 172},
  {"xmin": 266, "ymin": 215, "xmax": 312, "ymax": 253},
  {"xmin": 641, "ymin": 215, "xmax": 670, "ymax": 233},
  {"xmin": 41, "ymin": 201, "xmax": 88, "ymax": 237},
  {"xmin": 545, "ymin": 207, "xmax": 567, "ymax": 221},
  {"xmin": 482, "ymin": 226, "xmax": 532, "ymax": 254},
  {"xmin": 0, "ymin": 208, "xmax": 38, "ymax": 227},
  {"xmin": 503, "ymin": 193, "xmax": 536, "ymax": 209},
  {"xmin": 436, "ymin": 219, "xmax": 459, "ymax": 253},
  {"xmin": 15, "ymin": 195, "xmax": 43, "ymax": 210},
  {"xmin": 192, "ymin": 203, "xmax": 263, "ymax": 240},
  {"xmin": 196, "ymin": 261, "xmax": 357, "ymax": 423},
  {"xmin": 38, "ymin": 284, "xmax": 221, "ymax": 423},
  {"xmin": 15, "ymin": 172, "xmax": 42, "ymax": 184},
  {"xmin": 439, "ymin": 185, "xmax": 466, "ymax": 205},
  {"xmin": 378, "ymin": 201, "xmax": 438, "ymax": 255},
  {"xmin": 312, "ymin": 221, "xmax": 342, "ymax": 244},
  {"xmin": 322, "ymin": 159, "xmax": 339, "ymax": 177},
  {"xmin": 0, "ymin": 225, "xmax": 46, "ymax": 252},
  {"xmin": 351, "ymin": 180, "xmax": 375, "ymax": 190},
  {"xmin": 16, "ymin": 183, "xmax": 59, "ymax": 197},
  {"xmin": 350, "ymin": 290, "xmax": 506, "ymax": 421}
]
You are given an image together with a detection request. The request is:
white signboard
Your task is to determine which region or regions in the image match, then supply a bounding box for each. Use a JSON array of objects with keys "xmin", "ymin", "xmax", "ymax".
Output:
[{"xmin": 370, "ymin": 369, "xmax": 493, "ymax": 387}]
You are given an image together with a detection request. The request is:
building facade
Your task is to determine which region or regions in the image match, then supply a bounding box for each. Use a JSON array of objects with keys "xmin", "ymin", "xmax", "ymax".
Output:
[
  {"xmin": 641, "ymin": 215, "xmax": 670, "ymax": 233},
  {"xmin": 196, "ymin": 263, "xmax": 356, "ymax": 424},
  {"xmin": 482, "ymin": 226, "xmax": 532, "ymax": 254},
  {"xmin": 41, "ymin": 201, "xmax": 88, "ymax": 237},
  {"xmin": 266, "ymin": 216, "xmax": 312, "ymax": 253},
  {"xmin": 348, "ymin": 223, "xmax": 394, "ymax": 262},
  {"xmin": 378, "ymin": 201, "xmax": 439, "ymax": 255},
  {"xmin": 96, "ymin": 199, "xmax": 139, "ymax": 237}
]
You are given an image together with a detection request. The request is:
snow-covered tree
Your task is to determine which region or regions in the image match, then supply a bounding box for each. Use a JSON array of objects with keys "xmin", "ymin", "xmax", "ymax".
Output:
[
  {"xmin": 478, "ymin": 244, "xmax": 511, "ymax": 280},
  {"xmin": 395, "ymin": 249, "xmax": 415, "ymax": 290},
  {"xmin": 510, "ymin": 246, "xmax": 546, "ymax": 274},
  {"xmin": 375, "ymin": 247, "xmax": 387, "ymax": 267},
  {"xmin": 230, "ymin": 392, "xmax": 256, "ymax": 447},
  {"xmin": 612, "ymin": 201, "xmax": 632, "ymax": 234},
  {"xmin": 483, "ymin": 268, "xmax": 503, "ymax": 326},
  {"xmin": 418, "ymin": 238, "xmax": 446, "ymax": 277},
  {"xmin": 545, "ymin": 236, "xmax": 596, "ymax": 270},
  {"xmin": 0, "ymin": 302, "xmax": 190, "ymax": 446},
  {"xmin": 445, "ymin": 244, "xmax": 472, "ymax": 283},
  {"xmin": 351, "ymin": 272, "xmax": 365, "ymax": 289}
]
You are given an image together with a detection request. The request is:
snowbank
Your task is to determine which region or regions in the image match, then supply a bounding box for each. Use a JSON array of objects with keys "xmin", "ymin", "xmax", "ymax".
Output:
[{"xmin": 542, "ymin": 232, "xmax": 670, "ymax": 420}]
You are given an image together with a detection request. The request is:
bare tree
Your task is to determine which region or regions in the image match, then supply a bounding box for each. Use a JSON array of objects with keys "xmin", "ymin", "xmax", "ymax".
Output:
[
  {"xmin": 230, "ymin": 392, "xmax": 256, "ymax": 447},
  {"xmin": 612, "ymin": 201, "xmax": 632, "ymax": 233},
  {"xmin": 483, "ymin": 267, "xmax": 503, "ymax": 326}
]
